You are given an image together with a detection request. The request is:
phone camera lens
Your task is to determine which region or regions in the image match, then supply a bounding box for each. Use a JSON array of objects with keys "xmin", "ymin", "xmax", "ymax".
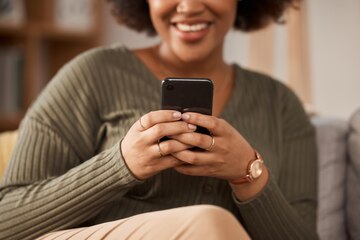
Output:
[{"xmin": 166, "ymin": 84, "xmax": 174, "ymax": 90}]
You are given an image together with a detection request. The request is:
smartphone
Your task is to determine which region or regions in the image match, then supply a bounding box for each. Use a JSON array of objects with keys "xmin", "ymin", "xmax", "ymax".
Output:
[{"xmin": 161, "ymin": 78, "xmax": 214, "ymax": 138}]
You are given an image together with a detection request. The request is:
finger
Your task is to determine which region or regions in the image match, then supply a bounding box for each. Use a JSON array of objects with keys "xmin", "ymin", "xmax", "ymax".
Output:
[
  {"xmin": 137, "ymin": 155, "xmax": 183, "ymax": 179},
  {"xmin": 139, "ymin": 110, "xmax": 182, "ymax": 131},
  {"xmin": 153, "ymin": 155, "xmax": 187, "ymax": 172},
  {"xmin": 181, "ymin": 112, "xmax": 224, "ymax": 135},
  {"xmin": 170, "ymin": 132, "xmax": 215, "ymax": 151},
  {"xmin": 174, "ymin": 164, "xmax": 217, "ymax": 177},
  {"xmin": 138, "ymin": 116, "xmax": 147, "ymax": 131},
  {"xmin": 171, "ymin": 150, "xmax": 214, "ymax": 165},
  {"xmin": 158, "ymin": 139, "xmax": 193, "ymax": 155},
  {"xmin": 148, "ymin": 140, "xmax": 193, "ymax": 158},
  {"xmin": 146, "ymin": 121, "xmax": 197, "ymax": 141}
]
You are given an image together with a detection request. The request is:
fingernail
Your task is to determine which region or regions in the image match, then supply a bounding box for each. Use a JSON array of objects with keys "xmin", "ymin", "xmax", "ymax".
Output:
[
  {"xmin": 182, "ymin": 113, "xmax": 190, "ymax": 120},
  {"xmin": 173, "ymin": 112, "xmax": 181, "ymax": 119},
  {"xmin": 188, "ymin": 124, "xmax": 197, "ymax": 130}
]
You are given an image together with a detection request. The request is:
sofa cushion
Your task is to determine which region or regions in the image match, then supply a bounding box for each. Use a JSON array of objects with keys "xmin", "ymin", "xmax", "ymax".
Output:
[
  {"xmin": 347, "ymin": 108, "xmax": 360, "ymax": 240},
  {"xmin": 311, "ymin": 117, "xmax": 348, "ymax": 240}
]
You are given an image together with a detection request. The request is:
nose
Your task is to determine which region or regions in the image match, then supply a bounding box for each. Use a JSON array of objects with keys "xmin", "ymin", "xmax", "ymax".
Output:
[{"xmin": 176, "ymin": 0, "xmax": 206, "ymax": 15}]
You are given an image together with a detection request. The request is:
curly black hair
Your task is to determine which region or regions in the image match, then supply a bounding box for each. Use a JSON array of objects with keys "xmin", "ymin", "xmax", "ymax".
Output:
[{"xmin": 107, "ymin": 0, "xmax": 299, "ymax": 36}]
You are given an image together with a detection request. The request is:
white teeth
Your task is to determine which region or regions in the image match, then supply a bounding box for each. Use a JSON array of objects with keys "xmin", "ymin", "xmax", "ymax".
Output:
[{"xmin": 176, "ymin": 23, "xmax": 208, "ymax": 32}]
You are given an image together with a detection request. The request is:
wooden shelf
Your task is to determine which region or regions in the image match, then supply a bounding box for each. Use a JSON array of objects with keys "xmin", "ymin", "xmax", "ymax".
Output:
[
  {"xmin": 0, "ymin": 25, "xmax": 27, "ymax": 37},
  {"xmin": 0, "ymin": 25, "xmax": 97, "ymax": 42},
  {"xmin": 42, "ymin": 27, "xmax": 98, "ymax": 41},
  {"xmin": 0, "ymin": 0, "xmax": 103, "ymax": 132},
  {"xmin": 0, "ymin": 113, "xmax": 25, "ymax": 132}
]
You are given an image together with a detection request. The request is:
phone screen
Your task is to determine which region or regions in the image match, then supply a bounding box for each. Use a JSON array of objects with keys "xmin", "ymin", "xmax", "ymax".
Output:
[
  {"xmin": 161, "ymin": 78, "xmax": 213, "ymax": 115},
  {"xmin": 161, "ymin": 78, "xmax": 213, "ymax": 139}
]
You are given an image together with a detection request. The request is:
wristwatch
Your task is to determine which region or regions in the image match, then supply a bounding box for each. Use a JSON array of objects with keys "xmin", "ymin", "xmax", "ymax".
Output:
[{"xmin": 230, "ymin": 150, "xmax": 264, "ymax": 185}]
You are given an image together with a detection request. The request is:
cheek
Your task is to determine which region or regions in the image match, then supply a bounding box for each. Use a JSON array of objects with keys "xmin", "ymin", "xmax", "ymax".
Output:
[
  {"xmin": 148, "ymin": 0, "xmax": 176, "ymax": 27},
  {"xmin": 148, "ymin": 0, "xmax": 164, "ymax": 11},
  {"xmin": 208, "ymin": 1, "xmax": 237, "ymax": 25}
]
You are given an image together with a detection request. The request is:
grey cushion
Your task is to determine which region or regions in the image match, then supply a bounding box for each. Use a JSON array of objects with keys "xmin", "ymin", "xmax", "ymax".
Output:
[
  {"xmin": 347, "ymin": 108, "xmax": 360, "ymax": 240},
  {"xmin": 312, "ymin": 117, "xmax": 348, "ymax": 240}
]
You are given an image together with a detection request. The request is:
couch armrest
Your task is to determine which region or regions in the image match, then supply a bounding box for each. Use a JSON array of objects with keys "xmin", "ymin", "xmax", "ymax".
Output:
[
  {"xmin": 347, "ymin": 108, "xmax": 360, "ymax": 239},
  {"xmin": 311, "ymin": 117, "xmax": 348, "ymax": 240}
]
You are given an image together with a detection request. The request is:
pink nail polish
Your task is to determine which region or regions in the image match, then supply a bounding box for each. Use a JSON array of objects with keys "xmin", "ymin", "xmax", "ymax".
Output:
[
  {"xmin": 173, "ymin": 112, "xmax": 181, "ymax": 119},
  {"xmin": 182, "ymin": 113, "xmax": 190, "ymax": 120},
  {"xmin": 188, "ymin": 124, "xmax": 197, "ymax": 130}
]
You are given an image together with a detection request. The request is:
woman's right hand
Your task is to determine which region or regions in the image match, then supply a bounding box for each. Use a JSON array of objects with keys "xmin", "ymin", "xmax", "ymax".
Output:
[{"xmin": 121, "ymin": 110, "xmax": 197, "ymax": 180}]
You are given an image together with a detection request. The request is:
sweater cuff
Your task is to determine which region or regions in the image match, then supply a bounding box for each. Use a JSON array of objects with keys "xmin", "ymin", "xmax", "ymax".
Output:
[
  {"xmin": 232, "ymin": 175, "xmax": 318, "ymax": 239},
  {"xmin": 232, "ymin": 174, "xmax": 276, "ymax": 208},
  {"xmin": 110, "ymin": 140, "xmax": 143, "ymax": 187}
]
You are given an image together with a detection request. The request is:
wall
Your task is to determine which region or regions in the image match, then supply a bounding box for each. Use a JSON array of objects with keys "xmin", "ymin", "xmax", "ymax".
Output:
[
  {"xmin": 307, "ymin": 0, "xmax": 360, "ymax": 120},
  {"xmin": 103, "ymin": 1, "xmax": 360, "ymax": 120}
]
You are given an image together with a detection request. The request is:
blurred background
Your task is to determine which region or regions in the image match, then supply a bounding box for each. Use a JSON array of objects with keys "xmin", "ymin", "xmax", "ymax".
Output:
[{"xmin": 0, "ymin": 0, "xmax": 359, "ymax": 132}]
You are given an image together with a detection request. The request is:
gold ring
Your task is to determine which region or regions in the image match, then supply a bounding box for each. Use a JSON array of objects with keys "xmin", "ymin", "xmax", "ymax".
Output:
[
  {"xmin": 139, "ymin": 117, "xmax": 145, "ymax": 130},
  {"xmin": 206, "ymin": 135, "xmax": 215, "ymax": 151},
  {"xmin": 157, "ymin": 141, "xmax": 165, "ymax": 157}
]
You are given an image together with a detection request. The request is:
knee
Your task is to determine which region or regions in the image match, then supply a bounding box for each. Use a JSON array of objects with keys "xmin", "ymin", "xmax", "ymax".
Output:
[
  {"xmin": 182, "ymin": 205, "xmax": 249, "ymax": 240},
  {"xmin": 181, "ymin": 205, "xmax": 233, "ymax": 229},
  {"xmin": 189, "ymin": 205, "xmax": 237, "ymax": 225}
]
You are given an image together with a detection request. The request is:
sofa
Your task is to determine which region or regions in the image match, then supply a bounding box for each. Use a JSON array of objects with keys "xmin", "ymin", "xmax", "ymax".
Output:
[
  {"xmin": 314, "ymin": 109, "xmax": 360, "ymax": 240},
  {"xmin": 0, "ymin": 109, "xmax": 359, "ymax": 239}
]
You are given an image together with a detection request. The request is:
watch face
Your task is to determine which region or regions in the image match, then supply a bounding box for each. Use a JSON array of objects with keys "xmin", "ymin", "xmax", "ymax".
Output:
[{"xmin": 250, "ymin": 159, "xmax": 263, "ymax": 178}]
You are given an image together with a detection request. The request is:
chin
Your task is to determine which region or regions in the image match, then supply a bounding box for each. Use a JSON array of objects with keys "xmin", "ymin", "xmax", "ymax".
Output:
[
  {"xmin": 172, "ymin": 42, "xmax": 216, "ymax": 64},
  {"xmin": 178, "ymin": 53, "xmax": 208, "ymax": 63}
]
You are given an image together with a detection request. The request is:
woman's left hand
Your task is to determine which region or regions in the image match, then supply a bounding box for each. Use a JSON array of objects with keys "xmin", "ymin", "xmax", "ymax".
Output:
[{"xmin": 170, "ymin": 112, "xmax": 255, "ymax": 181}]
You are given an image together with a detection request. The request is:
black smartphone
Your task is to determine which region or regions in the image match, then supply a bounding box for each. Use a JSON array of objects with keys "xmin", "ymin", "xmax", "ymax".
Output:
[{"xmin": 161, "ymin": 78, "xmax": 214, "ymax": 138}]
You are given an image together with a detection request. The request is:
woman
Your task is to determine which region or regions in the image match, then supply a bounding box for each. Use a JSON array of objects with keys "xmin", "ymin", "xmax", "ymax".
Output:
[{"xmin": 0, "ymin": 0, "xmax": 318, "ymax": 239}]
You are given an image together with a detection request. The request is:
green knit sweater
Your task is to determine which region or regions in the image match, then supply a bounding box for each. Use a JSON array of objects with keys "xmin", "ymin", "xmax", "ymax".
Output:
[{"xmin": 0, "ymin": 45, "xmax": 318, "ymax": 240}]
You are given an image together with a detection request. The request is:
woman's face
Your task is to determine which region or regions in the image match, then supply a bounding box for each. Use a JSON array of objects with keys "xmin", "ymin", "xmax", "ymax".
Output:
[{"xmin": 148, "ymin": 0, "xmax": 237, "ymax": 63}]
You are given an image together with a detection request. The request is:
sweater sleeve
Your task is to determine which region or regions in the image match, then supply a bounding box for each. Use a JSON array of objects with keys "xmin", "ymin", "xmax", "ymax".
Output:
[
  {"xmin": 0, "ymin": 49, "xmax": 141, "ymax": 240},
  {"xmin": 234, "ymin": 83, "xmax": 318, "ymax": 240}
]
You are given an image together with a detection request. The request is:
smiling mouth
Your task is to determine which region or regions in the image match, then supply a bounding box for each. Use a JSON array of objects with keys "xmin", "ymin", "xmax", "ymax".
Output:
[{"xmin": 174, "ymin": 22, "xmax": 211, "ymax": 32}]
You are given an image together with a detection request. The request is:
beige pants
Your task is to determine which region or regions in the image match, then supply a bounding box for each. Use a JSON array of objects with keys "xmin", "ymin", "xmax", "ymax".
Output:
[{"xmin": 38, "ymin": 205, "xmax": 250, "ymax": 240}]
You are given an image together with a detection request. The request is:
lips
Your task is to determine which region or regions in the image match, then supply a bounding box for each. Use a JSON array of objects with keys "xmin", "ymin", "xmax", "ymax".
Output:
[{"xmin": 172, "ymin": 21, "xmax": 212, "ymax": 42}]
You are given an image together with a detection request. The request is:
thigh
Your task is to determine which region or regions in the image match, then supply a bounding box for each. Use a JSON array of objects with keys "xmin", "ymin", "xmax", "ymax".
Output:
[{"xmin": 38, "ymin": 205, "xmax": 250, "ymax": 240}]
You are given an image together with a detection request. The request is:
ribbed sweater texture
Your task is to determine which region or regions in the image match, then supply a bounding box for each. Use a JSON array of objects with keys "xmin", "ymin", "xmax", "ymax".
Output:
[{"xmin": 0, "ymin": 45, "xmax": 318, "ymax": 240}]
